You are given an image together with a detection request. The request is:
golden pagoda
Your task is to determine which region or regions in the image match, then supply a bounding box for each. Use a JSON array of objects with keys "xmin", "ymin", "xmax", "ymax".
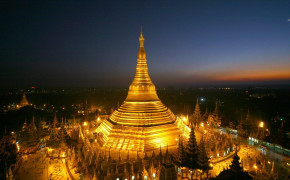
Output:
[
  {"xmin": 20, "ymin": 92, "xmax": 29, "ymax": 107},
  {"xmin": 96, "ymin": 28, "xmax": 181, "ymax": 152}
]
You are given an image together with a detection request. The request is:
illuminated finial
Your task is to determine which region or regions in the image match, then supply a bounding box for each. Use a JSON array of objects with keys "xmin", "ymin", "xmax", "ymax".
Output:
[
  {"xmin": 141, "ymin": 25, "xmax": 143, "ymax": 34},
  {"xmin": 138, "ymin": 26, "xmax": 146, "ymax": 59},
  {"xmin": 139, "ymin": 25, "xmax": 145, "ymax": 42}
]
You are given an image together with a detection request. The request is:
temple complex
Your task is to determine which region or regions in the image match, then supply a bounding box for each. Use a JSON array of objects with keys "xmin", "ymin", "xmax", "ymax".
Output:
[{"xmin": 96, "ymin": 29, "xmax": 182, "ymax": 152}]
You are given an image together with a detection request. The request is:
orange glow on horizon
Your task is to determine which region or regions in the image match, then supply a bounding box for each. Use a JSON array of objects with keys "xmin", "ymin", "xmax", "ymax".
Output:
[
  {"xmin": 172, "ymin": 60, "xmax": 290, "ymax": 84},
  {"xmin": 214, "ymin": 72, "xmax": 290, "ymax": 82}
]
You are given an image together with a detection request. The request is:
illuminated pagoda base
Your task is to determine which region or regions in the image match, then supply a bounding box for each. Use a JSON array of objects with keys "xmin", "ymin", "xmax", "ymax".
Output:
[
  {"xmin": 96, "ymin": 29, "xmax": 183, "ymax": 152},
  {"xmin": 96, "ymin": 119, "xmax": 183, "ymax": 151}
]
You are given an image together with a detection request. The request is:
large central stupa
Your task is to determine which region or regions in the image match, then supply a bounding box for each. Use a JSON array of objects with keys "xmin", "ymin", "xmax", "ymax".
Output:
[{"xmin": 96, "ymin": 29, "xmax": 181, "ymax": 152}]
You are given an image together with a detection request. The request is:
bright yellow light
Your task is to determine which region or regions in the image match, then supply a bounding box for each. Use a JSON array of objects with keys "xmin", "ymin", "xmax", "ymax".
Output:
[
  {"xmin": 209, "ymin": 163, "xmax": 213, "ymax": 167},
  {"xmin": 267, "ymin": 161, "xmax": 271, "ymax": 164},
  {"xmin": 253, "ymin": 165, "xmax": 257, "ymax": 169},
  {"xmin": 97, "ymin": 117, "xmax": 100, "ymax": 122},
  {"xmin": 182, "ymin": 117, "xmax": 186, "ymax": 122},
  {"xmin": 83, "ymin": 122, "xmax": 88, "ymax": 126},
  {"xmin": 204, "ymin": 130, "xmax": 207, "ymax": 134},
  {"xmin": 155, "ymin": 139, "xmax": 161, "ymax": 144},
  {"xmin": 48, "ymin": 148, "xmax": 52, "ymax": 152},
  {"xmin": 16, "ymin": 144, "xmax": 20, "ymax": 152},
  {"xmin": 259, "ymin": 121, "xmax": 264, "ymax": 128},
  {"xmin": 201, "ymin": 123, "xmax": 204, "ymax": 127}
]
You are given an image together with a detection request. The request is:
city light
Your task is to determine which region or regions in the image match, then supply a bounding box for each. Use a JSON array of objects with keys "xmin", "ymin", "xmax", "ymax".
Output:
[
  {"xmin": 182, "ymin": 117, "xmax": 186, "ymax": 122},
  {"xmin": 83, "ymin": 121, "xmax": 88, "ymax": 126},
  {"xmin": 259, "ymin": 121, "xmax": 264, "ymax": 128}
]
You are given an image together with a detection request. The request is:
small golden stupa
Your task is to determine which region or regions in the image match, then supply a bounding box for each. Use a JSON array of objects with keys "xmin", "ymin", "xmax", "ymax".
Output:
[
  {"xmin": 20, "ymin": 92, "xmax": 29, "ymax": 107},
  {"xmin": 96, "ymin": 28, "xmax": 181, "ymax": 152}
]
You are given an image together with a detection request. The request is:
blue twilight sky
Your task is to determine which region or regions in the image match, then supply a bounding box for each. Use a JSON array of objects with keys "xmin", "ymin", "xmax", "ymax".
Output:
[{"xmin": 0, "ymin": 0, "xmax": 290, "ymax": 88}]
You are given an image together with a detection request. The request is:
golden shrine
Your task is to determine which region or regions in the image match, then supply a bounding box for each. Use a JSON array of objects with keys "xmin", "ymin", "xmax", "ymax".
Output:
[
  {"xmin": 96, "ymin": 29, "xmax": 182, "ymax": 152},
  {"xmin": 20, "ymin": 92, "xmax": 29, "ymax": 107}
]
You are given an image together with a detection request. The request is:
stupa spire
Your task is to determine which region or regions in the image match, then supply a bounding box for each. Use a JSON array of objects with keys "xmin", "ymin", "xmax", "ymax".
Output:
[
  {"xmin": 133, "ymin": 27, "xmax": 152, "ymax": 87},
  {"xmin": 139, "ymin": 25, "xmax": 144, "ymax": 45},
  {"xmin": 20, "ymin": 92, "xmax": 29, "ymax": 107},
  {"xmin": 193, "ymin": 97, "xmax": 201, "ymax": 125},
  {"xmin": 53, "ymin": 113, "xmax": 58, "ymax": 128}
]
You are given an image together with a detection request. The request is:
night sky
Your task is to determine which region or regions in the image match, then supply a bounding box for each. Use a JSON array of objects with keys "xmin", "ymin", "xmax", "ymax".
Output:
[{"xmin": 1, "ymin": 0, "xmax": 290, "ymax": 88}]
